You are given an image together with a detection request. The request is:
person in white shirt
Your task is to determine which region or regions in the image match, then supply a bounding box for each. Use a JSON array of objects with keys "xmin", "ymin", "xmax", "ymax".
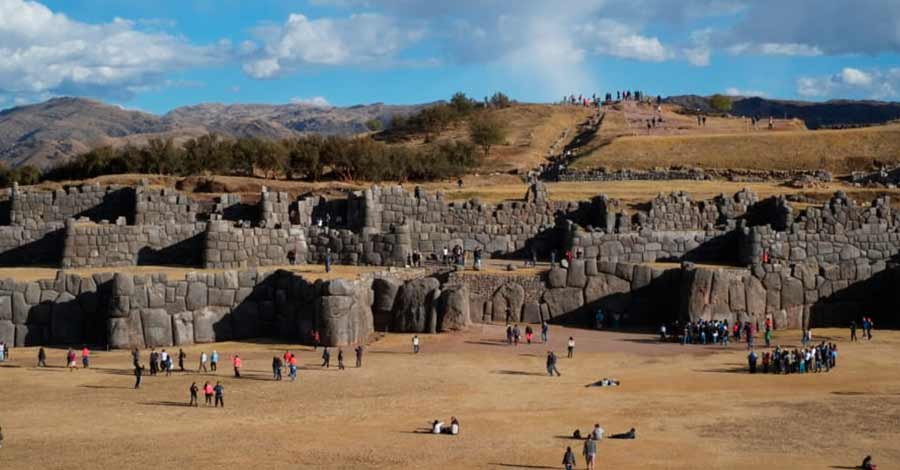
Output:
[
  {"xmin": 431, "ymin": 420, "xmax": 443, "ymax": 434},
  {"xmin": 412, "ymin": 335, "xmax": 420, "ymax": 354},
  {"xmin": 567, "ymin": 337, "xmax": 575, "ymax": 358},
  {"xmin": 450, "ymin": 417, "xmax": 460, "ymax": 435},
  {"xmin": 591, "ymin": 424, "xmax": 604, "ymax": 440},
  {"xmin": 199, "ymin": 352, "xmax": 208, "ymax": 372}
]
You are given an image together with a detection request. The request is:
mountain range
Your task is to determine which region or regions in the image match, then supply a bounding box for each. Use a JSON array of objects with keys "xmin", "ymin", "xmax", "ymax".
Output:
[{"xmin": 0, "ymin": 97, "xmax": 429, "ymax": 168}]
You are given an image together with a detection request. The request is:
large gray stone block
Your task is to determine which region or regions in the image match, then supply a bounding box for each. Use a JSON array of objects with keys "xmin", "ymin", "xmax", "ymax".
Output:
[
  {"xmin": 186, "ymin": 282, "xmax": 209, "ymax": 310},
  {"xmin": 172, "ymin": 311, "xmax": 194, "ymax": 346},
  {"xmin": 566, "ymin": 259, "xmax": 587, "ymax": 288},
  {"xmin": 392, "ymin": 277, "xmax": 440, "ymax": 333},
  {"xmin": 193, "ymin": 306, "xmax": 232, "ymax": 343},
  {"xmin": 437, "ymin": 285, "xmax": 470, "ymax": 331},
  {"xmin": 491, "ymin": 282, "xmax": 525, "ymax": 323},
  {"xmin": 141, "ymin": 308, "xmax": 173, "ymax": 348}
]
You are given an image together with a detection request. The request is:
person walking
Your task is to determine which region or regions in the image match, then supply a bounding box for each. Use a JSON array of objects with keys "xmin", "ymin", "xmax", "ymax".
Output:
[
  {"xmin": 203, "ymin": 382, "xmax": 213, "ymax": 405},
  {"xmin": 325, "ymin": 248, "xmax": 332, "ymax": 273},
  {"xmin": 338, "ymin": 349, "xmax": 345, "ymax": 370},
  {"xmin": 213, "ymin": 382, "xmax": 224, "ymax": 408},
  {"xmin": 131, "ymin": 347, "xmax": 140, "ymax": 368},
  {"xmin": 37, "ymin": 347, "xmax": 46, "ymax": 367},
  {"xmin": 210, "ymin": 350, "xmax": 219, "ymax": 372},
  {"xmin": 232, "ymin": 354, "xmax": 242, "ymax": 378},
  {"xmin": 850, "ymin": 321, "xmax": 858, "ymax": 342},
  {"xmin": 133, "ymin": 363, "xmax": 144, "ymax": 389},
  {"xmin": 583, "ymin": 436, "xmax": 597, "ymax": 470},
  {"xmin": 189, "ymin": 382, "xmax": 199, "ymax": 406},
  {"xmin": 546, "ymin": 351, "xmax": 561, "ymax": 377},
  {"xmin": 355, "ymin": 345, "xmax": 363, "ymax": 368},
  {"xmin": 562, "ymin": 446, "xmax": 577, "ymax": 470},
  {"xmin": 272, "ymin": 356, "xmax": 282, "ymax": 381},
  {"xmin": 66, "ymin": 348, "xmax": 77, "ymax": 371},
  {"xmin": 178, "ymin": 349, "xmax": 186, "ymax": 372},
  {"xmin": 567, "ymin": 337, "xmax": 575, "ymax": 359},
  {"xmin": 412, "ymin": 335, "xmax": 420, "ymax": 354},
  {"xmin": 199, "ymin": 351, "xmax": 209, "ymax": 373},
  {"xmin": 525, "ymin": 325, "xmax": 533, "ymax": 344},
  {"xmin": 289, "ymin": 354, "xmax": 298, "ymax": 382},
  {"xmin": 541, "ymin": 321, "xmax": 549, "ymax": 343},
  {"xmin": 321, "ymin": 347, "xmax": 331, "ymax": 368},
  {"xmin": 81, "ymin": 346, "xmax": 90, "ymax": 368}
]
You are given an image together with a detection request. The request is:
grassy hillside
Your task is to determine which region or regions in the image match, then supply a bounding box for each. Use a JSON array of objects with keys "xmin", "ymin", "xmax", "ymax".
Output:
[{"xmin": 571, "ymin": 122, "xmax": 900, "ymax": 174}]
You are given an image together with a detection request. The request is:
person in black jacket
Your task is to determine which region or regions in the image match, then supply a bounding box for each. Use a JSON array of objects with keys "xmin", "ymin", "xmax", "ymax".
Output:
[{"xmin": 134, "ymin": 364, "xmax": 144, "ymax": 389}]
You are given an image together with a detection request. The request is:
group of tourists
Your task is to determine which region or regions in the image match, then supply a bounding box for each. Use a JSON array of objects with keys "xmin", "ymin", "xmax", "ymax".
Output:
[
  {"xmin": 851, "ymin": 318, "xmax": 875, "ymax": 341},
  {"xmin": 678, "ymin": 319, "xmax": 760, "ymax": 348},
  {"xmin": 186, "ymin": 381, "xmax": 224, "ymax": 407},
  {"xmin": 748, "ymin": 342, "xmax": 838, "ymax": 374},
  {"xmin": 430, "ymin": 417, "xmax": 460, "ymax": 435},
  {"xmin": 562, "ymin": 424, "xmax": 605, "ymax": 470},
  {"xmin": 140, "ymin": 348, "xmax": 188, "ymax": 376},
  {"xmin": 441, "ymin": 245, "xmax": 466, "ymax": 267},
  {"xmin": 62, "ymin": 346, "xmax": 91, "ymax": 371}
]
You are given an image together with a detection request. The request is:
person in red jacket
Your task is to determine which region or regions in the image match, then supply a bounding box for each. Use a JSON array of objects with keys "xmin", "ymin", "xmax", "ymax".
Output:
[{"xmin": 232, "ymin": 354, "xmax": 242, "ymax": 378}]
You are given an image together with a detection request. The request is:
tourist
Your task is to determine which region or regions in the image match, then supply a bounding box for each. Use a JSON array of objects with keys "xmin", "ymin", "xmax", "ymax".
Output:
[
  {"xmin": 525, "ymin": 325, "xmax": 534, "ymax": 344},
  {"xmin": 355, "ymin": 345, "xmax": 363, "ymax": 368},
  {"xmin": 160, "ymin": 349, "xmax": 169, "ymax": 373},
  {"xmin": 178, "ymin": 348, "xmax": 186, "ymax": 371},
  {"xmin": 762, "ymin": 351, "xmax": 770, "ymax": 373},
  {"xmin": 513, "ymin": 324, "xmax": 521, "ymax": 346},
  {"xmin": 133, "ymin": 363, "xmax": 144, "ymax": 389},
  {"xmin": 866, "ymin": 317, "xmax": 874, "ymax": 340},
  {"xmin": 213, "ymin": 382, "xmax": 224, "ymax": 407},
  {"xmin": 210, "ymin": 350, "xmax": 219, "ymax": 372},
  {"xmin": 66, "ymin": 348, "xmax": 77, "ymax": 371},
  {"xmin": 189, "ymin": 382, "xmax": 199, "ymax": 406},
  {"xmin": 287, "ymin": 250, "xmax": 296, "ymax": 265},
  {"xmin": 861, "ymin": 455, "xmax": 877, "ymax": 470},
  {"xmin": 0, "ymin": 342, "xmax": 5, "ymax": 362},
  {"xmin": 272, "ymin": 356, "xmax": 282, "ymax": 380},
  {"xmin": 78, "ymin": 345, "xmax": 90, "ymax": 368},
  {"xmin": 131, "ymin": 347, "xmax": 140, "ymax": 368},
  {"xmin": 0, "ymin": 425, "xmax": 3, "ymax": 449},
  {"xmin": 748, "ymin": 350, "xmax": 758, "ymax": 373},
  {"xmin": 567, "ymin": 337, "xmax": 575, "ymax": 358},
  {"xmin": 232, "ymin": 354, "xmax": 242, "ymax": 378},
  {"xmin": 764, "ymin": 328, "xmax": 772, "ymax": 347},
  {"xmin": 542, "ymin": 321, "xmax": 549, "ymax": 343},
  {"xmin": 582, "ymin": 435, "xmax": 597, "ymax": 470},
  {"xmin": 338, "ymin": 349, "xmax": 345, "ymax": 370},
  {"xmin": 321, "ymin": 347, "xmax": 331, "ymax": 368},
  {"xmin": 595, "ymin": 308, "xmax": 604, "ymax": 329},
  {"xmin": 412, "ymin": 335, "xmax": 420, "ymax": 354},
  {"xmin": 289, "ymin": 354, "xmax": 298, "ymax": 381},
  {"xmin": 562, "ymin": 446, "xmax": 577, "ymax": 470},
  {"xmin": 325, "ymin": 248, "xmax": 332, "ymax": 273},
  {"xmin": 431, "ymin": 420, "xmax": 444, "ymax": 434},
  {"xmin": 165, "ymin": 354, "xmax": 174, "ymax": 376},
  {"xmin": 203, "ymin": 382, "xmax": 213, "ymax": 405},
  {"xmin": 850, "ymin": 321, "xmax": 858, "ymax": 342},
  {"xmin": 546, "ymin": 351, "xmax": 561, "ymax": 377},
  {"xmin": 659, "ymin": 324, "xmax": 667, "ymax": 341},
  {"xmin": 591, "ymin": 424, "xmax": 604, "ymax": 441},
  {"xmin": 609, "ymin": 428, "xmax": 636, "ymax": 439},
  {"xmin": 506, "ymin": 325, "xmax": 513, "ymax": 345},
  {"xmin": 148, "ymin": 349, "xmax": 157, "ymax": 375},
  {"xmin": 449, "ymin": 417, "xmax": 460, "ymax": 435},
  {"xmin": 199, "ymin": 351, "xmax": 209, "ymax": 372},
  {"xmin": 37, "ymin": 347, "xmax": 46, "ymax": 367},
  {"xmin": 313, "ymin": 330, "xmax": 321, "ymax": 350}
]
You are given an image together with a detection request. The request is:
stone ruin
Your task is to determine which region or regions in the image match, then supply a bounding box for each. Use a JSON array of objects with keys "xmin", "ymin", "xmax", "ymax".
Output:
[{"xmin": 0, "ymin": 180, "xmax": 898, "ymax": 348}]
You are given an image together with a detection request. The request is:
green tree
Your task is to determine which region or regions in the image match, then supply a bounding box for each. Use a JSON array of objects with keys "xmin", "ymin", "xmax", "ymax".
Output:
[
  {"xmin": 709, "ymin": 94, "xmax": 733, "ymax": 113},
  {"xmin": 450, "ymin": 92, "xmax": 475, "ymax": 115},
  {"xmin": 468, "ymin": 113, "xmax": 508, "ymax": 158},
  {"xmin": 489, "ymin": 92, "xmax": 512, "ymax": 109}
]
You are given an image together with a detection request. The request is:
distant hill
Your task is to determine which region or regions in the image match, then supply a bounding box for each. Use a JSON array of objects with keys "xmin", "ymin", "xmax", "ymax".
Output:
[
  {"xmin": 665, "ymin": 95, "xmax": 900, "ymax": 129},
  {"xmin": 0, "ymin": 97, "xmax": 429, "ymax": 168}
]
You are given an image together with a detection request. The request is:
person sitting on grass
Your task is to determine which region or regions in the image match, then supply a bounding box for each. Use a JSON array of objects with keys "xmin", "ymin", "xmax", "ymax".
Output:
[
  {"xmin": 608, "ymin": 428, "xmax": 636, "ymax": 439},
  {"xmin": 861, "ymin": 455, "xmax": 877, "ymax": 470},
  {"xmin": 431, "ymin": 420, "xmax": 444, "ymax": 434}
]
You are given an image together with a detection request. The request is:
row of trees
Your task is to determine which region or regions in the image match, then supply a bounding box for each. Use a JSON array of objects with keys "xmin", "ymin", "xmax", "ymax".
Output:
[
  {"xmin": 389, "ymin": 91, "xmax": 512, "ymax": 139},
  {"xmin": 40, "ymin": 134, "xmax": 483, "ymax": 183}
]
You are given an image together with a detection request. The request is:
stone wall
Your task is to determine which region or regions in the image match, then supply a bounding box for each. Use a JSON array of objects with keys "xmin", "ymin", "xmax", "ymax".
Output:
[
  {"xmin": 0, "ymin": 223, "xmax": 65, "ymax": 266},
  {"xmin": 259, "ymin": 189, "xmax": 292, "ymax": 227},
  {"xmin": 134, "ymin": 186, "xmax": 199, "ymax": 225},
  {"xmin": 0, "ymin": 271, "xmax": 113, "ymax": 347},
  {"xmin": 11, "ymin": 183, "xmax": 135, "ymax": 225},
  {"xmin": 61, "ymin": 220, "xmax": 206, "ymax": 268},
  {"xmin": 203, "ymin": 220, "xmax": 308, "ymax": 269}
]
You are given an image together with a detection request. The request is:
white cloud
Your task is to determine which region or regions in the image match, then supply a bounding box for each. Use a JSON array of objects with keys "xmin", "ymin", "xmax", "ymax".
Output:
[
  {"xmin": 0, "ymin": 0, "xmax": 226, "ymax": 101},
  {"xmin": 577, "ymin": 20, "xmax": 671, "ymax": 62},
  {"xmin": 727, "ymin": 42, "xmax": 823, "ymax": 57},
  {"xmin": 840, "ymin": 68, "xmax": 872, "ymax": 87},
  {"xmin": 290, "ymin": 96, "xmax": 331, "ymax": 107},
  {"xmin": 241, "ymin": 13, "xmax": 423, "ymax": 78},
  {"xmin": 724, "ymin": 87, "xmax": 766, "ymax": 97},
  {"xmin": 797, "ymin": 67, "xmax": 900, "ymax": 100}
]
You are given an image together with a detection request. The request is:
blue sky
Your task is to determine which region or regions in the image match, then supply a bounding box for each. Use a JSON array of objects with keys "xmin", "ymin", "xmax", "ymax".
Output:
[{"xmin": 1, "ymin": 0, "xmax": 899, "ymax": 114}]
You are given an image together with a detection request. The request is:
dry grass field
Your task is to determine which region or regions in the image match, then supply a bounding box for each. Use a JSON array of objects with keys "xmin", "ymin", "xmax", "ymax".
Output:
[
  {"xmin": 1, "ymin": 326, "xmax": 898, "ymax": 470},
  {"xmin": 565, "ymin": 100, "xmax": 900, "ymax": 174}
]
